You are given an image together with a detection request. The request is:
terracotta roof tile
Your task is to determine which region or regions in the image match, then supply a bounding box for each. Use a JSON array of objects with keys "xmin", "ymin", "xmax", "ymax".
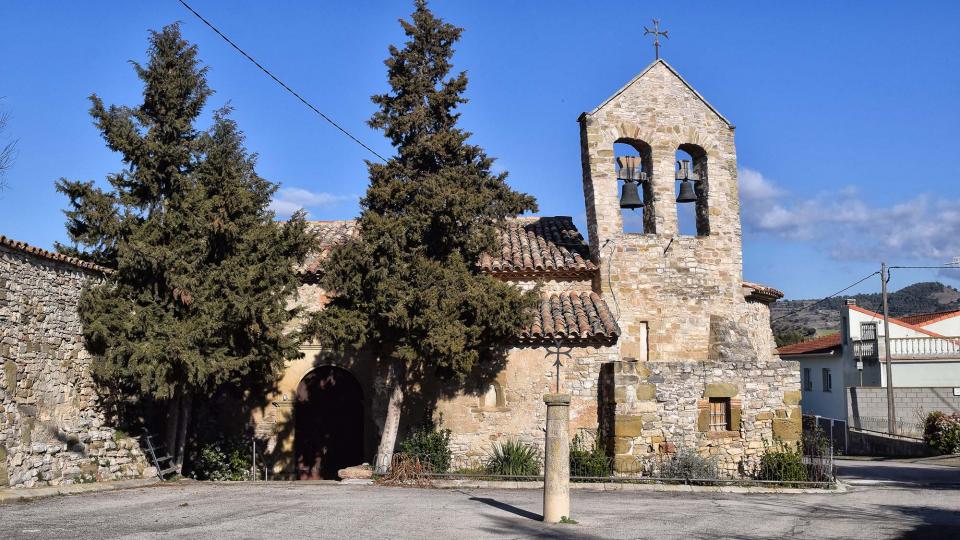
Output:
[
  {"xmin": 520, "ymin": 291, "xmax": 620, "ymax": 343},
  {"xmin": 298, "ymin": 220, "xmax": 359, "ymax": 276},
  {"xmin": 898, "ymin": 309, "xmax": 960, "ymax": 326},
  {"xmin": 743, "ymin": 281, "xmax": 784, "ymax": 303},
  {"xmin": 0, "ymin": 235, "xmax": 111, "ymax": 274},
  {"xmin": 777, "ymin": 333, "xmax": 841, "ymax": 356},
  {"xmin": 479, "ymin": 216, "xmax": 596, "ymax": 277}
]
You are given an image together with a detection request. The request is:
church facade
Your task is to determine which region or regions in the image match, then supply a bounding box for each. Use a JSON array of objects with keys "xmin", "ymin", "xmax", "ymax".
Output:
[{"xmin": 255, "ymin": 60, "xmax": 801, "ymax": 480}]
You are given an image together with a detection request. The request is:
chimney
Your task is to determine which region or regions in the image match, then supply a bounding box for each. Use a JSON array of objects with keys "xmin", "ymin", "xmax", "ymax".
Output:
[{"xmin": 845, "ymin": 299, "xmax": 857, "ymax": 306}]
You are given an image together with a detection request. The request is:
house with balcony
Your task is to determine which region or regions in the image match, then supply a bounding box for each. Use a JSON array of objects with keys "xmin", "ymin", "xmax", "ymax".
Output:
[{"xmin": 778, "ymin": 300, "xmax": 960, "ymax": 436}]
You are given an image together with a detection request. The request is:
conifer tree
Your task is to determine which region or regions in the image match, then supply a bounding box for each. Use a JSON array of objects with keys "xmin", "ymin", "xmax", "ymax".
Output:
[
  {"xmin": 56, "ymin": 24, "xmax": 312, "ymax": 469},
  {"xmin": 310, "ymin": 1, "xmax": 538, "ymax": 471}
]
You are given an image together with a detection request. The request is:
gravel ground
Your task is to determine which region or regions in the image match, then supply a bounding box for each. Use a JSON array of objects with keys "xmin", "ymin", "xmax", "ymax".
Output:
[{"xmin": 1, "ymin": 477, "xmax": 959, "ymax": 539}]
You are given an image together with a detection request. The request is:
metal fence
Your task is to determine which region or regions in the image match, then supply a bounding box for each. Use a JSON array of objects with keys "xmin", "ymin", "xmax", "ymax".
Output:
[
  {"xmin": 849, "ymin": 415, "xmax": 925, "ymax": 439},
  {"xmin": 374, "ymin": 442, "xmax": 835, "ymax": 488},
  {"xmin": 802, "ymin": 415, "xmax": 847, "ymax": 455}
]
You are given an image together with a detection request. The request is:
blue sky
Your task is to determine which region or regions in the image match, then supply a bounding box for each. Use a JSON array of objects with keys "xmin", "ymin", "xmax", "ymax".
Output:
[{"xmin": 2, "ymin": 1, "xmax": 959, "ymax": 299}]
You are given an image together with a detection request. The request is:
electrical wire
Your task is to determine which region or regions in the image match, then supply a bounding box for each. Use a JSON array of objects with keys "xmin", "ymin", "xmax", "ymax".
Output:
[
  {"xmin": 176, "ymin": 0, "xmax": 388, "ymax": 163},
  {"xmin": 771, "ymin": 271, "xmax": 880, "ymax": 323}
]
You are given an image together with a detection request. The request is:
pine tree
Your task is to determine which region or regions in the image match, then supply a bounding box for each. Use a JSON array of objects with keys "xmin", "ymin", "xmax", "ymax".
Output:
[
  {"xmin": 309, "ymin": 1, "xmax": 538, "ymax": 471},
  {"xmin": 56, "ymin": 24, "xmax": 312, "ymax": 469}
]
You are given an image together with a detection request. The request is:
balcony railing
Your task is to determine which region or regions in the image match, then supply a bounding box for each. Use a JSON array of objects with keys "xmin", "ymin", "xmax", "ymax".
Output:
[{"xmin": 853, "ymin": 337, "xmax": 960, "ymax": 359}]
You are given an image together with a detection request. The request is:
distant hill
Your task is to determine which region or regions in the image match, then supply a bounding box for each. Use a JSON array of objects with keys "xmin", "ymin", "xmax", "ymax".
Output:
[{"xmin": 770, "ymin": 282, "xmax": 960, "ymax": 345}]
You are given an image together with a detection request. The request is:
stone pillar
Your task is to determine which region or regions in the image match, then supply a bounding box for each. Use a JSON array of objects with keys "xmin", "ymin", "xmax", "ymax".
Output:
[{"xmin": 542, "ymin": 393, "xmax": 570, "ymax": 523}]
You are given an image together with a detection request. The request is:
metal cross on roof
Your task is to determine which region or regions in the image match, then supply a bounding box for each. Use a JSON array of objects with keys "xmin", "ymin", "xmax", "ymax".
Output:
[
  {"xmin": 545, "ymin": 337, "xmax": 572, "ymax": 394},
  {"xmin": 643, "ymin": 19, "xmax": 669, "ymax": 60}
]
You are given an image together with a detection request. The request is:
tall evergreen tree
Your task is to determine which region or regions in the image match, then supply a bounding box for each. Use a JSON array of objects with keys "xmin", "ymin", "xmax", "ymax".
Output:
[
  {"xmin": 56, "ymin": 24, "xmax": 312, "ymax": 469},
  {"xmin": 309, "ymin": 1, "xmax": 538, "ymax": 471}
]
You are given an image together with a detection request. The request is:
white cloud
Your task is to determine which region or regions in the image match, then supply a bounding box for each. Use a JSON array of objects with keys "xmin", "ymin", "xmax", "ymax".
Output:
[
  {"xmin": 269, "ymin": 187, "xmax": 354, "ymax": 219},
  {"xmin": 740, "ymin": 168, "xmax": 960, "ymax": 263}
]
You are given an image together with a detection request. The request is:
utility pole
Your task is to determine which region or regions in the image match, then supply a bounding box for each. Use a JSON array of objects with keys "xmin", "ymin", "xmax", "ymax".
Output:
[{"xmin": 880, "ymin": 262, "xmax": 897, "ymax": 434}]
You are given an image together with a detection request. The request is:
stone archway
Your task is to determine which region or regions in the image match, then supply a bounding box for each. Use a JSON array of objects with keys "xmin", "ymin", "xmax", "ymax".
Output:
[{"xmin": 294, "ymin": 365, "xmax": 364, "ymax": 480}]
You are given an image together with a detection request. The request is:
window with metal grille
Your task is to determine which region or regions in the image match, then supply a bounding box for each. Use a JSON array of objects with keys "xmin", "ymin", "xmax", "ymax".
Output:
[
  {"xmin": 708, "ymin": 398, "xmax": 731, "ymax": 431},
  {"xmin": 860, "ymin": 322, "xmax": 877, "ymax": 341},
  {"xmin": 803, "ymin": 368, "xmax": 813, "ymax": 391},
  {"xmin": 822, "ymin": 368, "xmax": 832, "ymax": 392}
]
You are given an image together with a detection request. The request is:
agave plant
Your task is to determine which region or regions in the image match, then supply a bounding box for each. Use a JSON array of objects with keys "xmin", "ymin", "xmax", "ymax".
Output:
[{"xmin": 485, "ymin": 440, "xmax": 541, "ymax": 477}]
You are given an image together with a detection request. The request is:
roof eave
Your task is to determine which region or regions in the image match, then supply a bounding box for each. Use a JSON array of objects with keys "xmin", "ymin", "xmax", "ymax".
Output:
[{"xmin": 580, "ymin": 58, "xmax": 735, "ymax": 129}]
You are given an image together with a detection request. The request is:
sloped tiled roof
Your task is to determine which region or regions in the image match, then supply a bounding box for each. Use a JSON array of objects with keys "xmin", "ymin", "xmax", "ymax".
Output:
[
  {"xmin": 777, "ymin": 333, "xmax": 841, "ymax": 356},
  {"xmin": 743, "ymin": 281, "xmax": 784, "ymax": 304},
  {"xmin": 520, "ymin": 291, "xmax": 620, "ymax": 344},
  {"xmin": 298, "ymin": 220, "xmax": 359, "ymax": 276},
  {"xmin": 899, "ymin": 309, "xmax": 960, "ymax": 326},
  {"xmin": 0, "ymin": 235, "xmax": 111, "ymax": 274},
  {"xmin": 479, "ymin": 216, "xmax": 597, "ymax": 278}
]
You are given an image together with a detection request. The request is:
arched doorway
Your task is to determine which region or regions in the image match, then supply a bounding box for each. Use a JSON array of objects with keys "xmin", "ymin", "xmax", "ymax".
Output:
[{"xmin": 294, "ymin": 366, "xmax": 364, "ymax": 480}]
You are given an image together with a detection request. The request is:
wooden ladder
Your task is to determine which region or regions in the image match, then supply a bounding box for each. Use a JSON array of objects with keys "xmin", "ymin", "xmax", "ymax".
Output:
[{"xmin": 141, "ymin": 428, "xmax": 177, "ymax": 479}]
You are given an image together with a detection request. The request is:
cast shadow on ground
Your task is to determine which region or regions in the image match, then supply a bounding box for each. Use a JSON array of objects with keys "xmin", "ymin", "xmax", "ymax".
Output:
[{"xmin": 469, "ymin": 497, "xmax": 542, "ymax": 521}]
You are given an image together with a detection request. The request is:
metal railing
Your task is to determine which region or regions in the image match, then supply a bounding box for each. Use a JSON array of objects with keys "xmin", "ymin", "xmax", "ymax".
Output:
[
  {"xmin": 852, "ymin": 339, "xmax": 878, "ymax": 359},
  {"xmin": 849, "ymin": 415, "xmax": 925, "ymax": 439},
  {"xmin": 373, "ymin": 443, "xmax": 835, "ymax": 488}
]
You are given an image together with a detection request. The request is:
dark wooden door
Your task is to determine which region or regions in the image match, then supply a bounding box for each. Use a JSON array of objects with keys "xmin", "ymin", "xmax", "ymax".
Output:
[{"xmin": 294, "ymin": 366, "xmax": 364, "ymax": 480}]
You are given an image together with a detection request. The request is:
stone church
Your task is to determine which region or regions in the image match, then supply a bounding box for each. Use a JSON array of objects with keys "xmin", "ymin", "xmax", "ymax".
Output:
[{"xmin": 257, "ymin": 59, "xmax": 802, "ymax": 480}]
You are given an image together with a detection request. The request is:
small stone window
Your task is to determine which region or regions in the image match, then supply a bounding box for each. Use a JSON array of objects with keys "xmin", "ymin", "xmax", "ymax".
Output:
[
  {"xmin": 822, "ymin": 368, "xmax": 832, "ymax": 393},
  {"xmin": 708, "ymin": 397, "xmax": 731, "ymax": 431},
  {"xmin": 475, "ymin": 381, "xmax": 507, "ymax": 412}
]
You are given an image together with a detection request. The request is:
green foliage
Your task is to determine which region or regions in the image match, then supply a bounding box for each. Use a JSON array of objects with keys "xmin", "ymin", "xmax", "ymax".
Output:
[
  {"xmin": 308, "ymin": 2, "xmax": 538, "ymax": 398},
  {"xmin": 657, "ymin": 447, "xmax": 719, "ymax": 481},
  {"xmin": 559, "ymin": 516, "xmax": 578, "ymax": 525},
  {"xmin": 774, "ymin": 327, "xmax": 815, "ymax": 347},
  {"xmin": 485, "ymin": 440, "xmax": 540, "ymax": 477},
  {"xmin": 192, "ymin": 439, "xmax": 252, "ymax": 481},
  {"xmin": 924, "ymin": 411, "xmax": 960, "ymax": 454},
  {"xmin": 55, "ymin": 24, "xmax": 312, "ymax": 407},
  {"xmin": 757, "ymin": 441, "xmax": 807, "ymax": 482},
  {"xmin": 569, "ymin": 433, "xmax": 611, "ymax": 479},
  {"xmin": 398, "ymin": 425, "xmax": 452, "ymax": 473}
]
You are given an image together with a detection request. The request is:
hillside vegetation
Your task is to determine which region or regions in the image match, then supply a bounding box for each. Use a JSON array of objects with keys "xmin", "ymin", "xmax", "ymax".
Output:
[{"xmin": 771, "ymin": 282, "xmax": 960, "ymax": 346}]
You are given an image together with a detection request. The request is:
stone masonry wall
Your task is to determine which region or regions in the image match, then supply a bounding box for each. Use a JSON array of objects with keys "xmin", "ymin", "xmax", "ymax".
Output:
[
  {"xmin": 435, "ymin": 344, "xmax": 619, "ymax": 466},
  {"xmin": 579, "ymin": 60, "xmax": 744, "ymax": 363},
  {"xmin": 0, "ymin": 244, "xmax": 150, "ymax": 488},
  {"xmin": 603, "ymin": 311, "xmax": 801, "ymax": 477}
]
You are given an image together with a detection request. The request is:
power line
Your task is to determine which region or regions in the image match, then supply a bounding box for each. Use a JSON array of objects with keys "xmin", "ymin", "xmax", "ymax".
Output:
[
  {"xmin": 771, "ymin": 271, "xmax": 880, "ymax": 323},
  {"xmin": 176, "ymin": 0, "xmax": 388, "ymax": 163}
]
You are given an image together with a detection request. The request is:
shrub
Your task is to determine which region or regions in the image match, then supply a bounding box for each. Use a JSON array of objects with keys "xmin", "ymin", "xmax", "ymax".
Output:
[
  {"xmin": 924, "ymin": 411, "xmax": 960, "ymax": 454},
  {"xmin": 657, "ymin": 446, "xmax": 719, "ymax": 481},
  {"xmin": 569, "ymin": 433, "xmax": 611, "ymax": 479},
  {"xmin": 486, "ymin": 440, "xmax": 540, "ymax": 477},
  {"xmin": 398, "ymin": 425, "xmax": 452, "ymax": 473},
  {"xmin": 757, "ymin": 442, "xmax": 807, "ymax": 482},
  {"xmin": 192, "ymin": 439, "xmax": 252, "ymax": 481}
]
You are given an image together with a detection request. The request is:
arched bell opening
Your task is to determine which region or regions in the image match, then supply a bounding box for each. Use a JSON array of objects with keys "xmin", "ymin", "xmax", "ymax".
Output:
[
  {"xmin": 675, "ymin": 143, "xmax": 709, "ymax": 236},
  {"xmin": 294, "ymin": 365, "xmax": 364, "ymax": 480},
  {"xmin": 614, "ymin": 138, "xmax": 655, "ymax": 234}
]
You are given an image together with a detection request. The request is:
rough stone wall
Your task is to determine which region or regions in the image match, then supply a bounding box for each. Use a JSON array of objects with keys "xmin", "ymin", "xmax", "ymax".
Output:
[
  {"xmin": 435, "ymin": 343, "xmax": 619, "ymax": 465},
  {"xmin": 579, "ymin": 60, "xmax": 744, "ymax": 362},
  {"xmin": 0, "ymin": 244, "xmax": 150, "ymax": 488}
]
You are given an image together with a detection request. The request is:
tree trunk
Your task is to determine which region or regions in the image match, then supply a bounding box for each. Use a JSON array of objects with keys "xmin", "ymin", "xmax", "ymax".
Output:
[
  {"xmin": 173, "ymin": 391, "xmax": 193, "ymax": 473},
  {"xmin": 164, "ymin": 388, "xmax": 182, "ymax": 463},
  {"xmin": 375, "ymin": 363, "xmax": 405, "ymax": 474}
]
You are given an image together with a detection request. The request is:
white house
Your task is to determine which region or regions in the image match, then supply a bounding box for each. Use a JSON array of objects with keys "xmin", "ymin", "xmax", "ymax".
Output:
[{"xmin": 778, "ymin": 300, "xmax": 960, "ymax": 423}]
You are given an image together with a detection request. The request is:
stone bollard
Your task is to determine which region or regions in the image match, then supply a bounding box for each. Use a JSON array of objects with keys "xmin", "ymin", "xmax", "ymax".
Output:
[{"xmin": 542, "ymin": 393, "xmax": 570, "ymax": 523}]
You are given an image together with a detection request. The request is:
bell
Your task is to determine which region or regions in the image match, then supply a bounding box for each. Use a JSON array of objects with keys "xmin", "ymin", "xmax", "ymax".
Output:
[
  {"xmin": 676, "ymin": 179, "xmax": 697, "ymax": 203},
  {"xmin": 620, "ymin": 180, "xmax": 644, "ymax": 209}
]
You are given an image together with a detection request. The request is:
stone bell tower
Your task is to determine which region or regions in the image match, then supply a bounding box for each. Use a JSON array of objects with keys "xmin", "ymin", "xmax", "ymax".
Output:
[{"xmin": 578, "ymin": 59, "xmax": 746, "ymax": 362}]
